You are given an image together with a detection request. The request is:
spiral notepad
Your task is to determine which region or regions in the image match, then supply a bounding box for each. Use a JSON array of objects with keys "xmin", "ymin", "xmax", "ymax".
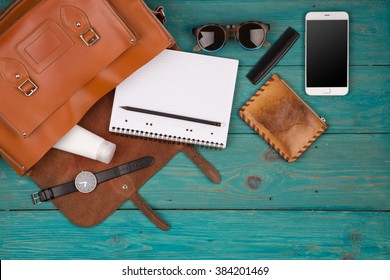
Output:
[{"xmin": 109, "ymin": 50, "xmax": 239, "ymax": 148}]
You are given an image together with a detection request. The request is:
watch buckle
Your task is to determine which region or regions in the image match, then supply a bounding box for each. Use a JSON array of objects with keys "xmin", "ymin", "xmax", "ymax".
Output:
[{"xmin": 31, "ymin": 192, "xmax": 42, "ymax": 205}]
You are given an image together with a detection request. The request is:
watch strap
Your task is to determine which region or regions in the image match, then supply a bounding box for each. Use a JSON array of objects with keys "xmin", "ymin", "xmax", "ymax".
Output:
[
  {"xmin": 31, "ymin": 156, "xmax": 155, "ymax": 204},
  {"xmin": 32, "ymin": 181, "xmax": 77, "ymax": 204},
  {"xmin": 95, "ymin": 156, "xmax": 155, "ymax": 184}
]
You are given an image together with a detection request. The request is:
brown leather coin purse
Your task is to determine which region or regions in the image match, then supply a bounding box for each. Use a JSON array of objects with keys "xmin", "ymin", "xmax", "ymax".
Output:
[{"xmin": 239, "ymin": 73, "xmax": 328, "ymax": 162}]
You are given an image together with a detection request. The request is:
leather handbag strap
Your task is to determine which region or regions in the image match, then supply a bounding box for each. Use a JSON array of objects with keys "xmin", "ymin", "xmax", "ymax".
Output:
[
  {"xmin": 129, "ymin": 190, "xmax": 169, "ymax": 231},
  {"xmin": 61, "ymin": 5, "xmax": 101, "ymax": 46},
  {"xmin": 0, "ymin": 57, "xmax": 38, "ymax": 97},
  {"xmin": 182, "ymin": 145, "xmax": 221, "ymax": 184},
  {"xmin": 127, "ymin": 145, "xmax": 221, "ymax": 230}
]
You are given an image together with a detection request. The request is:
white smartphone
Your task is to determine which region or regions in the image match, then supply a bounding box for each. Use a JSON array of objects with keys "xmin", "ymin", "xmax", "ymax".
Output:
[{"xmin": 305, "ymin": 11, "xmax": 349, "ymax": 95}]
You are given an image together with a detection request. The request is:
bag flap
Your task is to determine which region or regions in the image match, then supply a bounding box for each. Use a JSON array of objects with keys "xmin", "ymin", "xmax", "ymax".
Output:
[{"xmin": 0, "ymin": 0, "xmax": 137, "ymax": 137}]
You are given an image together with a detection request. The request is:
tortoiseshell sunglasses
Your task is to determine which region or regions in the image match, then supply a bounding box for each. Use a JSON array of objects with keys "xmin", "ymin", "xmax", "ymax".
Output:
[{"xmin": 192, "ymin": 21, "xmax": 270, "ymax": 52}]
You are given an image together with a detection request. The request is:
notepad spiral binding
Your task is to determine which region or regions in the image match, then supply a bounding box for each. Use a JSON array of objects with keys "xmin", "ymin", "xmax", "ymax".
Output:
[{"xmin": 110, "ymin": 127, "xmax": 224, "ymax": 148}]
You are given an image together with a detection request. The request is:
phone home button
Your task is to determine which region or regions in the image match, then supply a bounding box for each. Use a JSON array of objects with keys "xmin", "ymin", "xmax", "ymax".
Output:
[{"xmin": 323, "ymin": 88, "xmax": 331, "ymax": 94}]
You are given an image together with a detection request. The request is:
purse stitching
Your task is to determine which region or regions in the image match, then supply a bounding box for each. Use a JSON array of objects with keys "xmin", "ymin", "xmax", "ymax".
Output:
[
  {"xmin": 292, "ymin": 126, "xmax": 328, "ymax": 161},
  {"xmin": 239, "ymin": 74, "xmax": 327, "ymax": 162}
]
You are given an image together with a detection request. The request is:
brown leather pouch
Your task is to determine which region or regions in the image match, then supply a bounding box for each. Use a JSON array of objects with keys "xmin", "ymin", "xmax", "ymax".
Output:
[
  {"xmin": 239, "ymin": 74, "xmax": 328, "ymax": 162},
  {"xmin": 0, "ymin": 0, "xmax": 175, "ymax": 175},
  {"xmin": 27, "ymin": 91, "xmax": 221, "ymax": 230}
]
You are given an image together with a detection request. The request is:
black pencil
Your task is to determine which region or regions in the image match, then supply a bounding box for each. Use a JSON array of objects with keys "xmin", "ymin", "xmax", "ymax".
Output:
[{"xmin": 120, "ymin": 106, "xmax": 222, "ymax": 127}]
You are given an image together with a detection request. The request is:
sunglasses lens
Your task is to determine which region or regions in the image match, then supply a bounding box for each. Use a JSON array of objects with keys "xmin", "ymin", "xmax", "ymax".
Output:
[
  {"xmin": 197, "ymin": 25, "xmax": 226, "ymax": 51},
  {"xmin": 238, "ymin": 23, "xmax": 265, "ymax": 49}
]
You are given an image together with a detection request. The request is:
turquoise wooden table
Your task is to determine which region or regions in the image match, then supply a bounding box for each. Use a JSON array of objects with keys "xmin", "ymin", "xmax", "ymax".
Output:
[{"xmin": 0, "ymin": 0, "xmax": 389, "ymax": 260}]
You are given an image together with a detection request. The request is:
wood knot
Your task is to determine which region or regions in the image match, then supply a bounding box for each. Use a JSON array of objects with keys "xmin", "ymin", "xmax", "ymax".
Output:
[{"xmin": 246, "ymin": 176, "xmax": 262, "ymax": 190}]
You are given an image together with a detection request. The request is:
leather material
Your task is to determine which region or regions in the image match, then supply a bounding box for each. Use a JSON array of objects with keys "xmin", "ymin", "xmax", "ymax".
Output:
[
  {"xmin": 95, "ymin": 156, "xmax": 155, "ymax": 184},
  {"xmin": 33, "ymin": 181, "xmax": 75, "ymax": 203},
  {"xmin": 28, "ymin": 91, "xmax": 220, "ymax": 229},
  {"xmin": 182, "ymin": 145, "xmax": 221, "ymax": 184},
  {"xmin": 61, "ymin": 5, "xmax": 93, "ymax": 35},
  {"xmin": 129, "ymin": 190, "xmax": 169, "ymax": 231},
  {"xmin": 0, "ymin": 57, "xmax": 29, "ymax": 88},
  {"xmin": 239, "ymin": 74, "xmax": 328, "ymax": 162},
  {"xmin": 0, "ymin": 0, "xmax": 175, "ymax": 175}
]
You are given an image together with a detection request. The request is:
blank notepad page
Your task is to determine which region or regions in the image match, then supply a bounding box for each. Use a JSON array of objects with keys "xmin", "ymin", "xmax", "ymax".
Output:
[{"xmin": 109, "ymin": 49, "xmax": 239, "ymax": 148}]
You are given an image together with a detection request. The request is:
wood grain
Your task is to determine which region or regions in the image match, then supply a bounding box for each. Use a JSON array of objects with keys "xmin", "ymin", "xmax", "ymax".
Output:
[
  {"xmin": 145, "ymin": 0, "xmax": 390, "ymax": 65},
  {"xmin": 1, "ymin": 134, "xmax": 389, "ymax": 211},
  {"xmin": 0, "ymin": 0, "xmax": 389, "ymax": 260},
  {"xmin": 0, "ymin": 210, "xmax": 389, "ymax": 260}
]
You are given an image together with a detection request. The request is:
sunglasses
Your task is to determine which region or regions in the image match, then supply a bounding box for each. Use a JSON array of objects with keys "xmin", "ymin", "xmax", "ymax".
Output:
[{"xmin": 192, "ymin": 21, "xmax": 270, "ymax": 52}]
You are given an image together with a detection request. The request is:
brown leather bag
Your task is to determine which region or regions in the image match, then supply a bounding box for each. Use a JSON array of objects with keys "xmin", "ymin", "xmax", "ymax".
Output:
[{"xmin": 0, "ymin": 0, "xmax": 175, "ymax": 175}]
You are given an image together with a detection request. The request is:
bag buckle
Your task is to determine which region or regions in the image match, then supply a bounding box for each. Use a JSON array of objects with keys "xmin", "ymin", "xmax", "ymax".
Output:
[
  {"xmin": 31, "ymin": 192, "xmax": 42, "ymax": 205},
  {"xmin": 80, "ymin": 28, "xmax": 100, "ymax": 46},
  {"xmin": 18, "ymin": 78, "xmax": 38, "ymax": 97},
  {"xmin": 154, "ymin": 6, "xmax": 166, "ymax": 25}
]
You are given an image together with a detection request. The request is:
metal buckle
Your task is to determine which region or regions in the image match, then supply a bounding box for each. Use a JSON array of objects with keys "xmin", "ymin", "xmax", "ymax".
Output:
[
  {"xmin": 80, "ymin": 28, "xmax": 100, "ymax": 46},
  {"xmin": 31, "ymin": 192, "xmax": 42, "ymax": 205},
  {"xmin": 155, "ymin": 6, "xmax": 166, "ymax": 24},
  {"xmin": 18, "ymin": 79, "xmax": 38, "ymax": 97},
  {"xmin": 156, "ymin": 6, "xmax": 165, "ymax": 18}
]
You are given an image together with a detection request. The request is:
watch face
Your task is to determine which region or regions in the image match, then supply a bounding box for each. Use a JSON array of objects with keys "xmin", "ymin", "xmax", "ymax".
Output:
[{"xmin": 75, "ymin": 171, "xmax": 97, "ymax": 193}]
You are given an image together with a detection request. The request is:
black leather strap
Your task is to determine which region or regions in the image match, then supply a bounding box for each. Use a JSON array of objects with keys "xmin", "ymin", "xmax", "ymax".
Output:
[
  {"xmin": 95, "ymin": 156, "xmax": 154, "ymax": 184},
  {"xmin": 32, "ymin": 156, "xmax": 155, "ymax": 204},
  {"xmin": 32, "ymin": 181, "xmax": 76, "ymax": 203}
]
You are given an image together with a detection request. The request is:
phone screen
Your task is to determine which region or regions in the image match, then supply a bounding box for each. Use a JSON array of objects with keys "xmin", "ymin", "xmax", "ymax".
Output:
[{"xmin": 306, "ymin": 20, "xmax": 348, "ymax": 87}]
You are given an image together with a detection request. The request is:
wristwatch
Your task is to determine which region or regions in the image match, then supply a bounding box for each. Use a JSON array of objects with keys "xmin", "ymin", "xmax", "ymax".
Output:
[{"xmin": 31, "ymin": 156, "xmax": 154, "ymax": 204}]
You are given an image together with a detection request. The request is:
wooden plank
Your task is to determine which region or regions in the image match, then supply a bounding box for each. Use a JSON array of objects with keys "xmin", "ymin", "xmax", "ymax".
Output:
[
  {"xmin": 0, "ymin": 210, "xmax": 389, "ymax": 260},
  {"xmin": 146, "ymin": 0, "xmax": 390, "ymax": 65},
  {"xmin": 1, "ymin": 134, "xmax": 389, "ymax": 211},
  {"xmin": 1, "ymin": 0, "xmax": 389, "ymax": 66},
  {"xmin": 106, "ymin": 133, "xmax": 390, "ymax": 211}
]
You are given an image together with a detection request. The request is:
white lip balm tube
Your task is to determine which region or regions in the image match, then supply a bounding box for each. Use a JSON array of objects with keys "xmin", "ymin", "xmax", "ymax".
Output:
[{"xmin": 53, "ymin": 125, "xmax": 116, "ymax": 164}]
